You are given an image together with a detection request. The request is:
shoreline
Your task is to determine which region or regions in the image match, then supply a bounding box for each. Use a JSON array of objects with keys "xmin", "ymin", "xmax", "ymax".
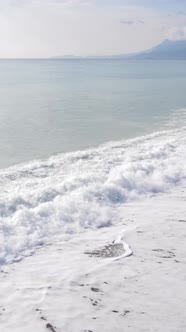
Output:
[
  {"xmin": 1, "ymin": 182, "xmax": 186, "ymax": 331},
  {"xmin": 0, "ymin": 123, "xmax": 184, "ymax": 172},
  {"xmin": 0, "ymin": 124, "xmax": 186, "ymax": 265}
]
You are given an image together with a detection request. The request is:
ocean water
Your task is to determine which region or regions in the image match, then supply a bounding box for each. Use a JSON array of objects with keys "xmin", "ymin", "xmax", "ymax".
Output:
[
  {"xmin": 0, "ymin": 60, "xmax": 186, "ymax": 264},
  {"xmin": 0, "ymin": 59, "xmax": 186, "ymax": 169}
]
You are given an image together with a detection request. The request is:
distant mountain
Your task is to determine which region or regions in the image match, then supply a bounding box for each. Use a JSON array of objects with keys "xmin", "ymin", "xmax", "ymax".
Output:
[
  {"xmin": 125, "ymin": 39, "xmax": 186, "ymax": 60},
  {"xmin": 52, "ymin": 39, "xmax": 186, "ymax": 60}
]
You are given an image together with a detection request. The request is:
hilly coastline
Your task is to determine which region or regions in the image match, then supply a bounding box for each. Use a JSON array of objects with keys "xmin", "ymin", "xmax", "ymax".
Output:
[{"xmin": 53, "ymin": 39, "xmax": 186, "ymax": 60}]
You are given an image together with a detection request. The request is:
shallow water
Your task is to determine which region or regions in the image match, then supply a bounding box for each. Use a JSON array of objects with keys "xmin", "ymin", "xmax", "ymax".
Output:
[
  {"xmin": 0, "ymin": 59, "xmax": 186, "ymax": 168},
  {"xmin": 0, "ymin": 123, "xmax": 186, "ymax": 264}
]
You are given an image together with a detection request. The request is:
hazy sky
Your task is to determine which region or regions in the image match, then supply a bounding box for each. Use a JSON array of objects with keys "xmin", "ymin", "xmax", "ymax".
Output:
[{"xmin": 0, "ymin": 0, "xmax": 186, "ymax": 58}]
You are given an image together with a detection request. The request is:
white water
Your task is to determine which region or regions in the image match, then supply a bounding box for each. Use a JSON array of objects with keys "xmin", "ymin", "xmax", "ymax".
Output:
[{"xmin": 0, "ymin": 109, "xmax": 186, "ymax": 265}]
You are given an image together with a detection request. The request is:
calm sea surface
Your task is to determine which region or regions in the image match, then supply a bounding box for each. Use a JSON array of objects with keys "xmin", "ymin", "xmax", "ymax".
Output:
[{"xmin": 0, "ymin": 59, "xmax": 186, "ymax": 168}]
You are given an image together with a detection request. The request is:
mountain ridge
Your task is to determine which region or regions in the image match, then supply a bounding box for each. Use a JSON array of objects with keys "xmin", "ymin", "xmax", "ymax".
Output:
[{"xmin": 52, "ymin": 39, "xmax": 186, "ymax": 60}]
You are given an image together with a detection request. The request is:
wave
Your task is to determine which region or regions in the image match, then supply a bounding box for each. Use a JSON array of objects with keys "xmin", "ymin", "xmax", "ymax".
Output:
[{"xmin": 0, "ymin": 124, "xmax": 186, "ymax": 264}]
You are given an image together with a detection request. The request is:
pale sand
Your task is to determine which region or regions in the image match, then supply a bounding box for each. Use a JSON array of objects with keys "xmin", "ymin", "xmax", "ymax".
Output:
[{"xmin": 0, "ymin": 182, "xmax": 186, "ymax": 332}]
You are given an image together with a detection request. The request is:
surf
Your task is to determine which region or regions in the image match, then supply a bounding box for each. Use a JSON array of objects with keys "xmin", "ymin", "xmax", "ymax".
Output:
[{"xmin": 0, "ymin": 123, "xmax": 186, "ymax": 265}]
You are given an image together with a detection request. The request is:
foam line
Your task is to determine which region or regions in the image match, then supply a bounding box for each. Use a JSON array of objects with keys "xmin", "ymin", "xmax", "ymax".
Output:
[
  {"xmin": 0, "ymin": 125, "xmax": 186, "ymax": 265},
  {"xmin": 112, "ymin": 231, "xmax": 133, "ymax": 261}
]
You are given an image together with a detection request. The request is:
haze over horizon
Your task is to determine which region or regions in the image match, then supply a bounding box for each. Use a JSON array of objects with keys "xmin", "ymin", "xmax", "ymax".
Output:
[{"xmin": 0, "ymin": 0, "xmax": 186, "ymax": 58}]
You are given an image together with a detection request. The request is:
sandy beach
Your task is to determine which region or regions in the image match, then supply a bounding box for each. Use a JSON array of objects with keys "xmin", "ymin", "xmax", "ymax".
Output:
[
  {"xmin": 0, "ymin": 181, "xmax": 186, "ymax": 332},
  {"xmin": 1, "ymin": 3, "xmax": 186, "ymax": 331}
]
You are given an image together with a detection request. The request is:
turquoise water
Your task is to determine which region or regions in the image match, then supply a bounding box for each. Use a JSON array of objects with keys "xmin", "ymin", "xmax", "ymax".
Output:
[{"xmin": 0, "ymin": 59, "xmax": 186, "ymax": 168}]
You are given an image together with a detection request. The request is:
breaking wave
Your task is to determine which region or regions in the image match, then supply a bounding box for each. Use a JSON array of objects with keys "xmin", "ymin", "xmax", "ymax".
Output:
[{"xmin": 0, "ymin": 114, "xmax": 186, "ymax": 264}]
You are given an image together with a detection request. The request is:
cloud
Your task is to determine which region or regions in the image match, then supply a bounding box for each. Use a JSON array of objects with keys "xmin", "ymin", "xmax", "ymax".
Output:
[
  {"xmin": 167, "ymin": 27, "xmax": 186, "ymax": 40},
  {"xmin": 120, "ymin": 19, "xmax": 144, "ymax": 25},
  {"xmin": 176, "ymin": 10, "xmax": 186, "ymax": 16},
  {"xmin": 6, "ymin": 0, "xmax": 90, "ymax": 8},
  {"xmin": 120, "ymin": 20, "xmax": 134, "ymax": 25},
  {"xmin": 138, "ymin": 20, "xmax": 145, "ymax": 24}
]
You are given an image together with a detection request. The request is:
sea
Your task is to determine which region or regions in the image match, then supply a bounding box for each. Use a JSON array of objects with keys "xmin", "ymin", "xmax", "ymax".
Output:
[{"xmin": 0, "ymin": 59, "xmax": 186, "ymax": 264}]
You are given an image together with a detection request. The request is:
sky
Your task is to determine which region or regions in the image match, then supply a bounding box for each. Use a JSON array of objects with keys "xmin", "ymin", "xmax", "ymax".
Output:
[{"xmin": 0, "ymin": 0, "xmax": 186, "ymax": 58}]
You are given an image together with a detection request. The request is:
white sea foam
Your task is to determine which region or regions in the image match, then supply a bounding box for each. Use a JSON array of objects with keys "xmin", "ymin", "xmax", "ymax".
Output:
[{"xmin": 0, "ymin": 119, "xmax": 186, "ymax": 264}]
